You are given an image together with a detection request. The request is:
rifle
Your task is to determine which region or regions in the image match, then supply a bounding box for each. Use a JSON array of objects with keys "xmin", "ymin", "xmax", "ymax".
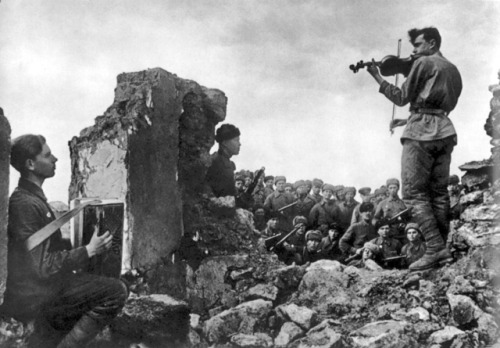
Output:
[
  {"xmin": 382, "ymin": 255, "xmax": 406, "ymax": 262},
  {"xmin": 388, "ymin": 208, "xmax": 411, "ymax": 224},
  {"xmin": 278, "ymin": 201, "xmax": 298, "ymax": 213},
  {"xmin": 245, "ymin": 167, "xmax": 265, "ymax": 195},
  {"xmin": 267, "ymin": 225, "xmax": 301, "ymax": 252}
]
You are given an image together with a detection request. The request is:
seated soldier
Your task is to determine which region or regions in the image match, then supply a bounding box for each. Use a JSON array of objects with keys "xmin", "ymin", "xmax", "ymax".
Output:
[
  {"xmin": 290, "ymin": 230, "xmax": 324, "ymax": 266},
  {"xmin": 280, "ymin": 216, "xmax": 307, "ymax": 264},
  {"xmin": 309, "ymin": 184, "xmax": 341, "ymax": 234},
  {"xmin": 205, "ymin": 124, "xmax": 241, "ymax": 197},
  {"xmin": 368, "ymin": 218, "xmax": 403, "ymax": 269},
  {"xmin": 1, "ymin": 134, "xmax": 128, "ymax": 347},
  {"xmin": 253, "ymin": 205, "xmax": 267, "ymax": 232},
  {"xmin": 339, "ymin": 202, "xmax": 378, "ymax": 260},
  {"xmin": 264, "ymin": 176, "xmax": 295, "ymax": 232},
  {"xmin": 372, "ymin": 178, "xmax": 407, "ymax": 240},
  {"xmin": 401, "ymin": 223, "xmax": 427, "ymax": 268},
  {"xmin": 320, "ymin": 223, "xmax": 343, "ymax": 261},
  {"xmin": 261, "ymin": 213, "xmax": 280, "ymax": 238},
  {"xmin": 347, "ymin": 242, "xmax": 383, "ymax": 271}
]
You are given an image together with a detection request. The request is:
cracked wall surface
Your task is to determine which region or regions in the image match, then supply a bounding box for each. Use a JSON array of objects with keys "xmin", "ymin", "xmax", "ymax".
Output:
[{"xmin": 69, "ymin": 68, "xmax": 226, "ymax": 274}]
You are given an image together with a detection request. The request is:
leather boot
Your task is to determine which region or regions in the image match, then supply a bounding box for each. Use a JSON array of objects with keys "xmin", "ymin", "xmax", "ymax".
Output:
[
  {"xmin": 56, "ymin": 315, "xmax": 103, "ymax": 348},
  {"xmin": 409, "ymin": 248, "xmax": 453, "ymax": 271}
]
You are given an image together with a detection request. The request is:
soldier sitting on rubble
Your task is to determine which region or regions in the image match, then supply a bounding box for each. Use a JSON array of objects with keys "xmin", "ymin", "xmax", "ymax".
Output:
[
  {"xmin": 290, "ymin": 230, "xmax": 325, "ymax": 265},
  {"xmin": 319, "ymin": 223, "xmax": 343, "ymax": 262},
  {"xmin": 372, "ymin": 178, "xmax": 407, "ymax": 241},
  {"xmin": 339, "ymin": 202, "xmax": 378, "ymax": 261},
  {"xmin": 206, "ymin": 124, "xmax": 241, "ymax": 198},
  {"xmin": 1, "ymin": 134, "xmax": 128, "ymax": 347},
  {"xmin": 401, "ymin": 223, "xmax": 427, "ymax": 268},
  {"xmin": 279, "ymin": 216, "xmax": 308, "ymax": 264},
  {"xmin": 368, "ymin": 218, "xmax": 403, "ymax": 269},
  {"xmin": 347, "ymin": 242, "xmax": 383, "ymax": 271}
]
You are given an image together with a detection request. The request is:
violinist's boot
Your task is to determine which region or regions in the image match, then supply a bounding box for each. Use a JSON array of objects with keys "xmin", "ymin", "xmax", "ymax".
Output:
[
  {"xmin": 56, "ymin": 315, "xmax": 103, "ymax": 348},
  {"xmin": 409, "ymin": 247, "xmax": 453, "ymax": 271}
]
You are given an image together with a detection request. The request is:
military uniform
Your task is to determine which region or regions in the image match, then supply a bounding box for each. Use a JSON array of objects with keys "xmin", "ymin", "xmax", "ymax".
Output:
[
  {"xmin": 338, "ymin": 200, "xmax": 359, "ymax": 231},
  {"xmin": 309, "ymin": 200, "xmax": 341, "ymax": 231},
  {"xmin": 205, "ymin": 148, "xmax": 236, "ymax": 197},
  {"xmin": 264, "ymin": 191, "xmax": 295, "ymax": 231},
  {"xmin": 339, "ymin": 220, "xmax": 378, "ymax": 255}
]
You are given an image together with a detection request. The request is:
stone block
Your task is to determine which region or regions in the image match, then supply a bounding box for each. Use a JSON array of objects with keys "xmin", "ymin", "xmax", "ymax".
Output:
[
  {"xmin": 110, "ymin": 294, "xmax": 190, "ymax": 345},
  {"xmin": 349, "ymin": 320, "xmax": 415, "ymax": 348},
  {"xmin": 0, "ymin": 110, "xmax": 10, "ymax": 295}
]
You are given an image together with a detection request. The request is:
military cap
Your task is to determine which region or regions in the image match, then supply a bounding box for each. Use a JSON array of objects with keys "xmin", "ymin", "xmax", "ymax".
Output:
[
  {"xmin": 264, "ymin": 175, "xmax": 274, "ymax": 182},
  {"xmin": 359, "ymin": 187, "xmax": 372, "ymax": 196},
  {"xmin": 322, "ymin": 183, "xmax": 335, "ymax": 193},
  {"xmin": 359, "ymin": 202, "xmax": 374, "ymax": 213},
  {"xmin": 312, "ymin": 178, "xmax": 324, "ymax": 188},
  {"xmin": 375, "ymin": 217, "xmax": 392, "ymax": 230},
  {"xmin": 234, "ymin": 175, "xmax": 245, "ymax": 183},
  {"xmin": 293, "ymin": 180, "xmax": 306, "ymax": 190},
  {"xmin": 334, "ymin": 185, "xmax": 345, "ymax": 193},
  {"xmin": 405, "ymin": 222, "xmax": 422, "ymax": 235},
  {"xmin": 328, "ymin": 222, "xmax": 343, "ymax": 233},
  {"xmin": 305, "ymin": 230, "xmax": 323, "ymax": 241},
  {"xmin": 448, "ymin": 175, "xmax": 460, "ymax": 185},
  {"xmin": 215, "ymin": 124, "xmax": 240, "ymax": 143},
  {"xmin": 373, "ymin": 188, "xmax": 381, "ymax": 196},
  {"xmin": 344, "ymin": 186, "xmax": 356, "ymax": 195},
  {"xmin": 274, "ymin": 176, "xmax": 286, "ymax": 184},
  {"xmin": 293, "ymin": 215, "xmax": 308, "ymax": 226},
  {"xmin": 378, "ymin": 186, "xmax": 388, "ymax": 195},
  {"xmin": 386, "ymin": 178, "xmax": 400, "ymax": 187},
  {"xmin": 363, "ymin": 242, "xmax": 381, "ymax": 255},
  {"xmin": 284, "ymin": 182, "xmax": 293, "ymax": 190},
  {"xmin": 305, "ymin": 180, "xmax": 312, "ymax": 188}
]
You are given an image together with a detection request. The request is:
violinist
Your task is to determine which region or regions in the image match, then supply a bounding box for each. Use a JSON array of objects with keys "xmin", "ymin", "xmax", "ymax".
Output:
[{"xmin": 364, "ymin": 27, "xmax": 462, "ymax": 271}]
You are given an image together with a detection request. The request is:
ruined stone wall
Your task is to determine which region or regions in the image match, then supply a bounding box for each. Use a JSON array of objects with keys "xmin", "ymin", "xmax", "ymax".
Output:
[
  {"xmin": 0, "ymin": 109, "xmax": 10, "ymax": 294},
  {"xmin": 69, "ymin": 68, "xmax": 226, "ymax": 276}
]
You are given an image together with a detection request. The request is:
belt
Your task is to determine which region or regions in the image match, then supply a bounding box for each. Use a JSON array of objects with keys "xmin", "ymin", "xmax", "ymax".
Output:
[{"xmin": 412, "ymin": 108, "xmax": 448, "ymax": 116}]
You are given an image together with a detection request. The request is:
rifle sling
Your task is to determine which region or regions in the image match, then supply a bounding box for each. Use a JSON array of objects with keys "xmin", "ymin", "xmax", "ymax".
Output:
[{"xmin": 25, "ymin": 200, "xmax": 101, "ymax": 251}]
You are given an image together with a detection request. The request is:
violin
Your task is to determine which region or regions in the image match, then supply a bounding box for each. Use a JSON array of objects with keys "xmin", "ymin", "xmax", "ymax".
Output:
[{"xmin": 349, "ymin": 55, "xmax": 415, "ymax": 77}]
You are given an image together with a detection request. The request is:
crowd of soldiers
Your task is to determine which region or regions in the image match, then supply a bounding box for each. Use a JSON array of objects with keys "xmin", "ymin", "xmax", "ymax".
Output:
[{"xmin": 233, "ymin": 171, "xmax": 463, "ymax": 270}]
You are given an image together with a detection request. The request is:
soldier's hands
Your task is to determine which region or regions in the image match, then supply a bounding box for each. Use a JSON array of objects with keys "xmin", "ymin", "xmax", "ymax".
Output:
[
  {"xmin": 366, "ymin": 59, "xmax": 380, "ymax": 77},
  {"xmin": 86, "ymin": 225, "xmax": 113, "ymax": 258},
  {"xmin": 355, "ymin": 247, "xmax": 364, "ymax": 255}
]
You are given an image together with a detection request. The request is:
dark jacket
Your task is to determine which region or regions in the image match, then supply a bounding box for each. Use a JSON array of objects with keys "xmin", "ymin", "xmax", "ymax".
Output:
[
  {"xmin": 205, "ymin": 149, "xmax": 236, "ymax": 197},
  {"xmin": 2, "ymin": 179, "xmax": 89, "ymax": 320}
]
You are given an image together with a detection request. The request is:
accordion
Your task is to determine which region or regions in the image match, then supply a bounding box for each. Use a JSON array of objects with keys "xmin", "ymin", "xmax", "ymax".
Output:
[{"xmin": 70, "ymin": 198, "xmax": 124, "ymax": 278}]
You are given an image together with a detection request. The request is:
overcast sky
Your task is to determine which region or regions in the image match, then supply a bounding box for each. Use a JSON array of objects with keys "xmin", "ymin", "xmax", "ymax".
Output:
[{"xmin": 1, "ymin": 0, "xmax": 499, "ymax": 203}]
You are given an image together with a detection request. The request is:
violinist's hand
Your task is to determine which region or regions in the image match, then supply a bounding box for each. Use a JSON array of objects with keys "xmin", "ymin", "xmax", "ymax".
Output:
[
  {"xmin": 390, "ymin": 118, "xmax": 408, "ymax": 129},
  {"xmin": 367, "ymin": 59, "xmax": 384, "ymax": 85}
]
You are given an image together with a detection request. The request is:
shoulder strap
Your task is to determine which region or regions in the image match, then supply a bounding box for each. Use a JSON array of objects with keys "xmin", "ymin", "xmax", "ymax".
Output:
[{"xmin": 25, "ymin": 200, "xmax": 101, "ymax": 251}]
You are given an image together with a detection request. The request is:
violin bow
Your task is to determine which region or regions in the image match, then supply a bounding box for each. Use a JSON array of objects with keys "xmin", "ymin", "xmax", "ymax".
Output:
[{"xmin": 390, "ymin": 39, "xmax": 402, "ymax": 135}]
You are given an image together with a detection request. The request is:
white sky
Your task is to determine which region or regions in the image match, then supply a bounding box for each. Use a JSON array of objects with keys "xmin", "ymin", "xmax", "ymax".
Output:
[{"xmin": 1, "ymin": 0, "xmax": 499, "ymax": 202}]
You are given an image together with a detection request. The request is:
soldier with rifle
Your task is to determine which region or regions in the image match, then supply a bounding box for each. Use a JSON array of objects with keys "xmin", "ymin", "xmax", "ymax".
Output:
[{"xmin": 264, "ymin": 176, "xmax": 295, "ymax": 231}]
